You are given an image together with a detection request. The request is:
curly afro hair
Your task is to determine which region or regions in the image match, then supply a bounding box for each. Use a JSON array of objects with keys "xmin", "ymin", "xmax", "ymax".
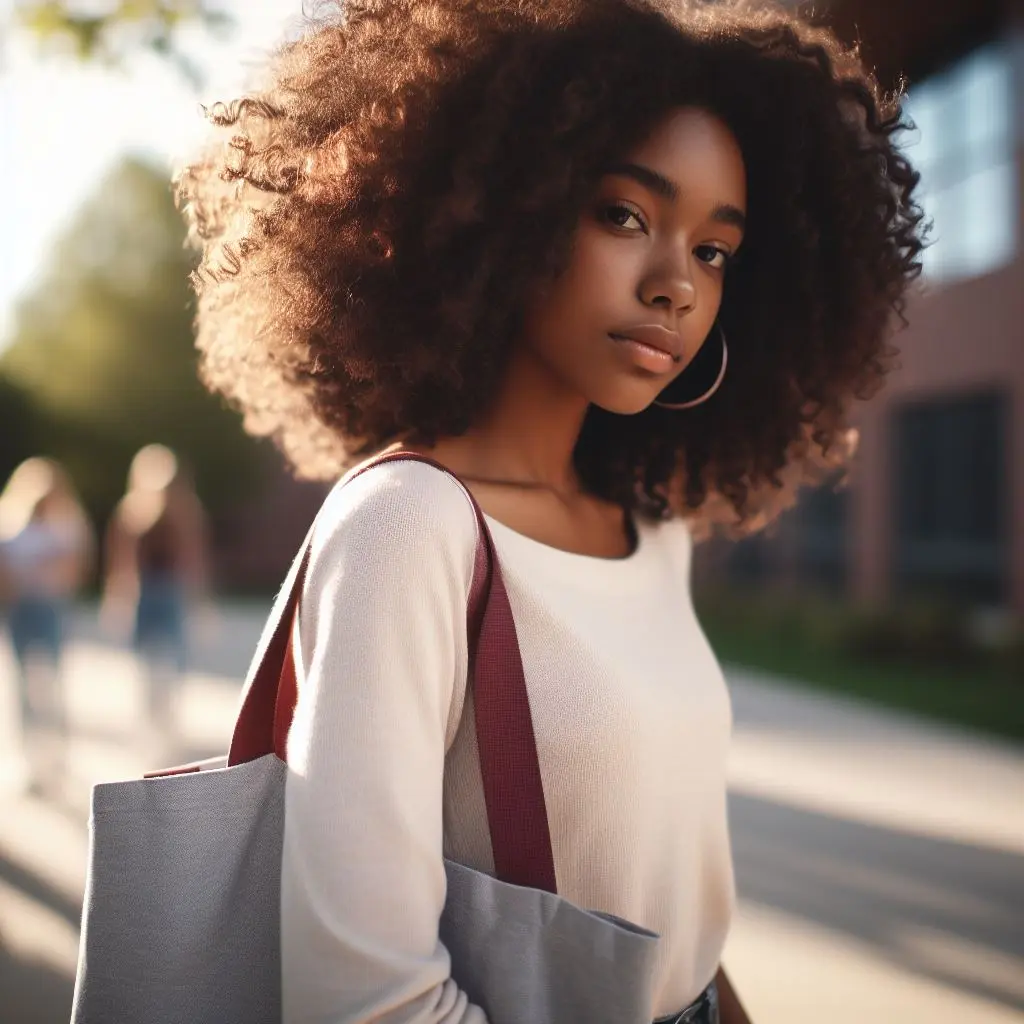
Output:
[{"xmin": 178, "ymin": 0, "xmax": 925, "ymax": 536}]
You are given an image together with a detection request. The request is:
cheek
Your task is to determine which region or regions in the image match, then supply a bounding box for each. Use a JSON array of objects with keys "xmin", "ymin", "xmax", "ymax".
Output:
[
  {"xmin": 522, "ymin": 225, "xmax": 647, "ymax": 364},
  {"xmin": 700, "ymin": 275, "xmax": 726, "ymax": 318},
  {"xmin": 529, "ymin": 233, "xmax": 616, "ymax": 325},
  {"xmin": 570, "ymin": 223, "xmax": 638, "ymax": 283},
  {"xmin": 549, "ymin": 229, "xmax": 641, "ymax": 319},
  {"xmin": 685, "ymin": 278, "xmax": 728, "ymax": 358}
]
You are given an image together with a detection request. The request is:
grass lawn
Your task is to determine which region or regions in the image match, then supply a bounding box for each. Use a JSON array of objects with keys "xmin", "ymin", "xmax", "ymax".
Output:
[{"xmin": 698, "ymin": 609, "xmax": 1024, "ymax": 744}]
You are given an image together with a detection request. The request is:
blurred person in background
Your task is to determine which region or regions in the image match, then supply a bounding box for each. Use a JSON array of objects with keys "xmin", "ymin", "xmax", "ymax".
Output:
[
  {"xmin": 102, "ymin": 444, "xmax": 209, "ymax": 745},
  {"xmin": 0, "ymin": 456, "xmax": 93, "ymax": 788}
]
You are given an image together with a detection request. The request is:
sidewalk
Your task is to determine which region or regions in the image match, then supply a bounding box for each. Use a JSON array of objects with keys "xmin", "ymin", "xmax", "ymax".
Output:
[
  {"xmin": 0, "ymin": 605, "xmax": 1021, "ymax": 1023},
  {"xmin": 723, "ymin": 666, "xmax": 1024, "ymax": 1022}
]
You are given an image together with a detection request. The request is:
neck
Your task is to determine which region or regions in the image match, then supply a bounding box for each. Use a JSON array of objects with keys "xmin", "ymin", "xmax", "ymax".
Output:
[{"xmin": 449, "ymin": 346, "xmax": 590, "ymax": 491}]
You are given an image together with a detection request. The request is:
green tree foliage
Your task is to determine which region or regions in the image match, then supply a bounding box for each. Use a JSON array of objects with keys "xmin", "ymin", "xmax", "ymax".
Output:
[
  {"xmin": 0, "ymin": 156, "xmax": 265, "ymax": 525},
  {"xmin": 11, "ymin": 1, "xmax": 231, "ymax": 82},
  {"xmin": 0, "ymin": 374, "xmax": 42, "ymax": 484}
]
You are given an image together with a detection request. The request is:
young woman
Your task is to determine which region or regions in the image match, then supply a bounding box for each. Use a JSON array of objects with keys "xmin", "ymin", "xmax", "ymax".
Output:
[
  {"xmin": 0, "ymin": 457, "xmax": 92, "ymax": 784},
  {"xmin": 103, "ymin": 444, "xmax": 208, "ymax": 738},
  {"xmin": 178, "ymin": 0, "xmax": 924, "ymax": 1020}
]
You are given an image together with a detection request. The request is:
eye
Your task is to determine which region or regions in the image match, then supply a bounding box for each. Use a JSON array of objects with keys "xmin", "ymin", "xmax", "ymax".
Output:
[
  {"xmin": 599, "ymin": 202, "xmax": 648, "ymax": 233},
  {"xmin": 695, "ymin": 244, "xmax": 732, "ymax": 270}
]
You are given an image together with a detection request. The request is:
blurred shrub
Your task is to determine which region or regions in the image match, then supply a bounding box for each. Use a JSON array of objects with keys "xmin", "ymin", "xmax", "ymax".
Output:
[
  {"xmin": 695, "ymin": 587, "xmax": 1019, "ymax": 679},
  {"xmin": 991, "ymin": 627, "xmax": 1024, "ymax": 684},
  {"xmin": 837, "ymin": 600, "xmax": 975, "ymax": 666}
]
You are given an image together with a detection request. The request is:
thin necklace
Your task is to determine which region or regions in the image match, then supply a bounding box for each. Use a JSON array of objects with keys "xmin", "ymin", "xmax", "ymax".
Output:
[
  {"xmin": 461, "ymin": 473, "xmax": 639, "ymax": 551},
  {"xmin": 459, "ymin": 473, "xmax": 581, "ymax": 497}
]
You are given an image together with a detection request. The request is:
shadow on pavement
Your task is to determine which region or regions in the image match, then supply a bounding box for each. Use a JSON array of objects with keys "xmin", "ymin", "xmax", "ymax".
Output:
[
  {"xmin": 0, "ymin": 850, "xmax": 79, "ymax": 1024},
  {"xmin": 0, "ymin": 937, "xmax": 75, "ymax": 1024},
  {"xmin": 0, "ymin": 848, "xmax": 80, "ymax": 931},
  {"xmin": 731, "ymin": 790, "xmax": 1024, "ymax": 1012}
]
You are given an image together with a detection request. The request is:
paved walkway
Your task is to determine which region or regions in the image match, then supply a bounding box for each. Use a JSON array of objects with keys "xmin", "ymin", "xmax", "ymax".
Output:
[
  {"xmin": 0, "ymin": 605, "xmax": 1021, "ymax": 1024},
  {"xmin": 723, "ymin": 667, "xmax": 1024, "ymax": 1022}
]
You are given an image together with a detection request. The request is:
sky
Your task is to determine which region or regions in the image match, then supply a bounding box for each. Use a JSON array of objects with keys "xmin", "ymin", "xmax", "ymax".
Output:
[{"xmin": 0, "ymin": 1, "xmax": 304, "ymax": 350}]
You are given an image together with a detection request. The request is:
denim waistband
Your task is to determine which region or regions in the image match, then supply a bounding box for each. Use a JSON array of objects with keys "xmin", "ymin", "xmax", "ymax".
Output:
[{"xmin": 654, "ymin": 980, "xmax": 719, "ymax": 1024}]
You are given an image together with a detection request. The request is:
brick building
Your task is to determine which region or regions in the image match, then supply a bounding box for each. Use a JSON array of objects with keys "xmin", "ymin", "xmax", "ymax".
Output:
[{"xmin": 700, "ymin": 0, "xmax": 1024, "ymax": 615}]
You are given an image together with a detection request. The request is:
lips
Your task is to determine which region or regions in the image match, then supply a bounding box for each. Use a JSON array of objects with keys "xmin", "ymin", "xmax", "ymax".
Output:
[{"xmin": 608, "ymin": 325, "xmax": 684, "ymax": 363}]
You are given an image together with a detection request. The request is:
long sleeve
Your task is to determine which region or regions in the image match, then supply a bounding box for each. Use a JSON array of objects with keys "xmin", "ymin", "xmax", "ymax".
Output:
[{"xmin": 281, "ymin": 461, "xmax": 489, "ymax": 1024}]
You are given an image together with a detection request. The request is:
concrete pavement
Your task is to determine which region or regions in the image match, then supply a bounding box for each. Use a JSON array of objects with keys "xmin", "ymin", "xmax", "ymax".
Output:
[
  {"xmin": 0, "ymin": 605, "xmax": 1021, "ymax": 1023},
  {"xmin": 723, "ymin": 667, "xmax": 1024, "ymax": 1022}
]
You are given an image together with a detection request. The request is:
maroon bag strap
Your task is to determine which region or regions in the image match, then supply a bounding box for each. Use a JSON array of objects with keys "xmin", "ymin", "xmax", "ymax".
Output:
[{"xmin": 227, "ymin": 450, "xmax": 557, "ymax": 894}]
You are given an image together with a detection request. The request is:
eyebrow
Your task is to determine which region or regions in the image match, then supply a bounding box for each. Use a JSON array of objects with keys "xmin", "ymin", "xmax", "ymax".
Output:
[{"xmin": 606, "ymin": 161, "xmax": 747, "ymax": 232}]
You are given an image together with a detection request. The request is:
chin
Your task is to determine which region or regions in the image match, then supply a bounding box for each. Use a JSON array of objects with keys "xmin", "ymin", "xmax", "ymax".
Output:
[{"xmin": 589, "ymin": 389, "xmax": 661, "ymax": 417}]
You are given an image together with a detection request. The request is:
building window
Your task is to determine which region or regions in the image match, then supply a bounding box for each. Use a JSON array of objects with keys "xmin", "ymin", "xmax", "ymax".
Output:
[
  {"xmin": 723, "ymin": 475, "xmax": 848, "ymax": 592},
  {"xmin": 794, "ymin": 474, "xmax": 849, "ymax": 591},
  {"xmin": 893, "ymin": 390, "xmax": 1009, "ymax": 603},
  {"xmin": 726, "ymin": 531, "xmax": 769, "ymax": 585},
  {"xmin": 902, "ymin": 42, "xmax": 1017, "ymax": 284}
]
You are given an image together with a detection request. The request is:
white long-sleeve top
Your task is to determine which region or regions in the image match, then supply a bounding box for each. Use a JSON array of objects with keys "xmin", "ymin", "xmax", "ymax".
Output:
[{"xmin": 282, "ymin": 460, "xmax": 735, "ymax": 1023}]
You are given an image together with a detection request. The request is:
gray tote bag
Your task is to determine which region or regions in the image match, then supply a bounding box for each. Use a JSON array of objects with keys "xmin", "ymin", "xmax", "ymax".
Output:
[{"xmin": 71, "ymin": 452, "xmax": 662, "ymax": 1024}]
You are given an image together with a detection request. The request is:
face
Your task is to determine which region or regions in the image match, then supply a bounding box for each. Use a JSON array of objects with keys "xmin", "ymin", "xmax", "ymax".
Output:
[{"xmin": 520, "ymin": 107, "xmax": 747, "ymax": 415}]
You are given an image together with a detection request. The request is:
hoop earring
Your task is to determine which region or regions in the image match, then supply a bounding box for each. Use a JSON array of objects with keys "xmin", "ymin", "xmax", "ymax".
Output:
[{"xmin": 653, "ymin": 322, "xmax": 729, "ymax": 410}]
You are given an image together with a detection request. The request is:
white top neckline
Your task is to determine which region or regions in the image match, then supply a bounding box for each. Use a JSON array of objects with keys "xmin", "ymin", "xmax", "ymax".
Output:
[{"xmin": 481, "ymin": 512, "xmax": 662, "ymax": 594}]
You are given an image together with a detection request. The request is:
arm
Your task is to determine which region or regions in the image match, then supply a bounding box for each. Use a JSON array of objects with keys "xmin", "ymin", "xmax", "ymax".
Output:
[
  {"xmin": 715, "ymin": 966, "xmax": 753, "ymax": 1024},
  {"xmin": 0, "ymin": 539, "xmax": 13, "ymax": 605},
  {"xmin": 54, "ymin": 512, "xmax": 95, "ymax": 596},
  {"xmin": 99, "ymin": 506, "xmax": 138, "ymax": 632},
  {"xmin": 281, "ymin": 462, "xmax": 488, "ymax": 1024}
]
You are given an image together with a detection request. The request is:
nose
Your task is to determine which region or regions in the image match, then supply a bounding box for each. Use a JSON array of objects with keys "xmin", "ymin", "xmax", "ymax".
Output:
[{"xmin": 638, "ymin": 254, "xmax": 696, "ymax": 314}]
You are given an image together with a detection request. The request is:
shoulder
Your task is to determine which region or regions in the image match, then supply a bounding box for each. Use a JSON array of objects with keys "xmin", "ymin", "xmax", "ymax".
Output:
[
  {"xmin": 641, "ymin": 511, "xmax": 693, "ymax": 546},
  {"xmin": 318, "ymin": 457, "xmax": 478, "ymax": 542},
  {"xmin": 309, "ymin": 457, "xmax": 480, "ymax": 581},
  {"xmin": 640, "ymin": 512, "xmax": 695, "ymax": 575},
  {"xmin": 115, "ymin": 492, "xmax": 166, "ymax": 535}
]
